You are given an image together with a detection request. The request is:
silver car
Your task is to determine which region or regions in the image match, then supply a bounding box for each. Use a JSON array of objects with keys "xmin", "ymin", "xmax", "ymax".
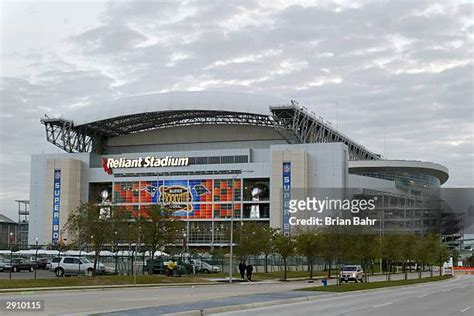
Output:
[{"xmin": 50, "ymin": 257, "xmax": 106, "ymax": 277}]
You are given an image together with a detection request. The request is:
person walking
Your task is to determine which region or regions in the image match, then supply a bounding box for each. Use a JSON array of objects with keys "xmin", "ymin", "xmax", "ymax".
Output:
[
  {"xmin": 238, "ymin": 261, "xmax": 246, "ymax": 279},
  {"xmin": 246, "ymin": 264, "xmax": 253, "ymax": 281}
]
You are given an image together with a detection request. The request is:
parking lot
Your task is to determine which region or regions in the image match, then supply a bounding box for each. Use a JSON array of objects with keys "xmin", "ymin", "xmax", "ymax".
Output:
[{"xmin": 0, "ymin": 268, "xmax": 56, "ymax": 279}]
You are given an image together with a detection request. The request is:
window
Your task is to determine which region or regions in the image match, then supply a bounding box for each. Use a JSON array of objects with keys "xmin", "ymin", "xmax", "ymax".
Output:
[
  {"xmin": 235, "ymin": 155, "xmax": 248, "ymax": 163},
  {"xmin": 195, "ymin": 157, "xmax": 208, "ymax": 164},
  {"xmin": 209, "ymin": 156, "xmax": 220, "ymax": 164},
  {"xmin": 64, "ymin": 258, "xmax": 74, "ymax": 264},
  {"xmin": 221, "ymin": 156, "xmax": 235, "ymax": 164}
]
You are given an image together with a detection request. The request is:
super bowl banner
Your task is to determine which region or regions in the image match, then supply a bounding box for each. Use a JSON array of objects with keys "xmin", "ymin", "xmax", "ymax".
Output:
[
  {"xmin": 282, "ymin": 162, "xmax": 291, "ymax": 236},
  {"xmin": 114, "ymin": 179, "xmax": 218, "ymax": 218},
  {"xmin": 52, "ymin": 169, "xmax": 61, "ymax": 245}
]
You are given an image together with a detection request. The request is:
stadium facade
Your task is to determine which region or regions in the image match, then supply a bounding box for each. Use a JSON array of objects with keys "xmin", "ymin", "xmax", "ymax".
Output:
[{"xmin": 28, "ymin": 91, "xmax": 449, "ymax": 247}]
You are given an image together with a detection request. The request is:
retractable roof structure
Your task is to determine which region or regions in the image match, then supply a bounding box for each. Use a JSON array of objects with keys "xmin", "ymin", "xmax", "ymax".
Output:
[{"xmin": 41, "ymin": 94, "xmax": 380, "ymax": 160}]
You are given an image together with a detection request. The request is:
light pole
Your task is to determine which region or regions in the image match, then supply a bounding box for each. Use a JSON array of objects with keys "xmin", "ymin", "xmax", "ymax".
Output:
[
  {"xmin": 114, "ymin": 231, "xmax": 118, "ymax": 274},
  {"xmin": 90, "ymin": 235, "xmax": 94, "ymax": 275},
  {"xmin": 9, "ymin": 232, "xmax": 13, "ymax": 280},
  {"xmin": 183, "ymin": 233, "xmax": 187, "ymax": 252},
  {"xmin": 379, "ymin": 210, "xmax": 393, "ymax": 274},
  {"xmin": 229, "ymin": 215, "xmax": 234, "ymax": 283},
  {"xmin": 379, "ymin": 212, "xmax": 383, "ymax": 273},
  {"xmin": 34, "ymin": 238, "xmax": 39, "ymax": 279}
]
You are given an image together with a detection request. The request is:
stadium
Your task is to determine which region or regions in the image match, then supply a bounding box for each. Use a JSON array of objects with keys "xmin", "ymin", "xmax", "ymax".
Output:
[{"xmin": 28, "ymin": 91, "xmax": 449, "ymax": 247}]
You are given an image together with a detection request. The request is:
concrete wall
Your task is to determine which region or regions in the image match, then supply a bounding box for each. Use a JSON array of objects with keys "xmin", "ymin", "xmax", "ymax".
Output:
[
  {"xmin": 106, "ymin": 125, "xmax": 286, "ymax": 154},
  {"xmin": 29, "ymin": 157, "xmax": 83, "ymax": 245},
  {"xmin": 269, "ymin": 143, "xmax": 348, "ymax": 231}
]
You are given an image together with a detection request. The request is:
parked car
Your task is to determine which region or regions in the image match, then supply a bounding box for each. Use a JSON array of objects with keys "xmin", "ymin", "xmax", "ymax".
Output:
[
  {"xmin": 145, "ymin": 257, "xmax": 168, "ymax": 275},
  {"xmin": 49, "ymin": 257, "xmax": 106, "ymax": 277},
  {"xmin": 340, "ymin": 265, "xmax": 364, "ymax": 283},
  {"xmin": 145, "ymin": 257, "xmax": 188, "ymax": 276},
  {"xmin": 11, "ymin": 258, "xmax": 35, "ymax": 272},
  {"xmin": 191, "ymin": 260, "xmax": 221, "ymax": 273},
  {"xmin": 0, "ymin": 258, "xmax": 11, "ymax": 272},
  {"xmin": 35, "ymin": 258, "xmax": 50, "ymax": 269}
]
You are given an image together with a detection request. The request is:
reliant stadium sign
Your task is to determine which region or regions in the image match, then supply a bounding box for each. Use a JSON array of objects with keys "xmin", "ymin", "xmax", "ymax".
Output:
[{"xmin": 102, "ymin": 156, "xmax": 189, "ymax": 174}]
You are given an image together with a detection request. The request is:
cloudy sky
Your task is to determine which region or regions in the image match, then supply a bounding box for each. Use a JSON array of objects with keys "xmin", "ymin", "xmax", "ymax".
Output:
[{"xmin": 0, "ymin": 0, "xmax": 473, "ymax": 219}]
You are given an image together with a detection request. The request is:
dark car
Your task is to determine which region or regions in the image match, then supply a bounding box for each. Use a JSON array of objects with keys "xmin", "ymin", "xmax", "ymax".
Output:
[
  {"xmin": 145, "ymin": 257, "xmax": 187, "ymax": 276},
  {"xmin": 145, "ymin": 257, "xmax": 167, "ymax": 275},
  {"xmin": 11, "ymin": 258, "xmax": 35, "ymax": 272},
  {"xmin": 35, "ymin": 258, "xmax": 50, "ymax": 269}
]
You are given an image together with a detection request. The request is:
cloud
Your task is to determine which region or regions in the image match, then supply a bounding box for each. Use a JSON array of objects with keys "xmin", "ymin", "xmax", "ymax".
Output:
[{"xmin": 0, "ymin": 0, "xmax": 472, "ymax": 218}]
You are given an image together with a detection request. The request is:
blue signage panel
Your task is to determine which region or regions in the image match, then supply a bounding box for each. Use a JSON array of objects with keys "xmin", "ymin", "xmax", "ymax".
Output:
[
  {"xmin": 52, "ymin": 170, "xmax": 61, "ymax": 245},
  {"xmin": 282, "ymin": 162, "xmax": 291, "ymax": 236}
]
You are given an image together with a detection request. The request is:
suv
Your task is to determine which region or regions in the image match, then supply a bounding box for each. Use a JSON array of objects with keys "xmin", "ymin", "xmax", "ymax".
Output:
[
  {"xmin": 50, "ymin": 257, "xmax": 106, "ymax": 277},
  {"xmin": 192, "ymin": 260, "xmax": 221, "ymax": 273},
  {"xmin": 11, "ymin": 258, "xmax": 35, "ymax": 272},
  {"xmin": 340, "ymin": 265, "xmax": 364, "ymax": 283}
]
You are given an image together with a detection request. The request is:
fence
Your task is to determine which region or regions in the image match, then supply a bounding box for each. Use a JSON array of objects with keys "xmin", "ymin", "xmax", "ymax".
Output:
[{"xmin": 1, "ymin": 243, "xmax": 413, "ymax": 280}]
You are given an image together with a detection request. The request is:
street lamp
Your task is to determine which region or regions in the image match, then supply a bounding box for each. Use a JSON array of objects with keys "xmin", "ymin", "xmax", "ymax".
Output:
[
  {"xmin": 183, "ymin": 233, "xmax": 187, "ymax": 252},
  {"xmin": 34, "ymin": 237, "xmax": 39, "ymax": 279},
  {"xmin": 9, "ymin": 233, "xmax": 14, "ymax": 280},
  {"xmin": 114, "ymin": 231, "xmax": 118, "ymax": 274},
  {"xmin": 379, "ymin": 210, "xmax": 393, "ymax": 274}
]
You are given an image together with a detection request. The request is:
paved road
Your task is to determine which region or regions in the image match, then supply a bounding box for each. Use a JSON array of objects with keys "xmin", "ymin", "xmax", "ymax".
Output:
[
  {"xmin": 0, "ymin": 269, "xmax": 54, "ymax": 279},
  {"xmin": 0, "ymin": 271, "xmax": 438, "ymax": 315},
  {"xmin": 217, "ymin": 275, "xmax": 474, "ymax": 316}
]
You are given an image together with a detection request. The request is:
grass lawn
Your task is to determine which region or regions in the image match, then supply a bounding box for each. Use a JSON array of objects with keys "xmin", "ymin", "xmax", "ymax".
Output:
[
  {"xmin": 0, "ymin": 274, "xmax": 210, "ymax": 290},
  {"xmin": 298, "ymin": 275, "xmax": 453, "ymax": 292}
]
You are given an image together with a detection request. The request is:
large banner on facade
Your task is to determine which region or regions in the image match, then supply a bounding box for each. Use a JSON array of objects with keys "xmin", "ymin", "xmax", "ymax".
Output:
[
  {"xmin": 282, "ymin": 162, "xmax": 291, "ymax": 236},
  {"xmin": 52, "ymin": 169, "xmax": 61, "ymax": 245}
]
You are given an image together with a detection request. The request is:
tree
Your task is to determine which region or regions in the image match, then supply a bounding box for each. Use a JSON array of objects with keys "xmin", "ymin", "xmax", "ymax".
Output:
[
  {"xmin": 415, "ymin": 235, "xmax": 431, "ymax": 279},
  {"xmin": 400, "ymin": 234, "xmax": 417, "ymax": 280},
  {"xmin": 423, "ymin": 234, "xmax": 440, "ymax": 277},
  {"xmin": 233, "ymin": 222, "xmax": 265, "ymax": 263},
  {"xmin": 296, "ymin": 231, "xmax": 322, "ymax": 279},
  {"xmin": 138, "ymin": 205, "xmax": 183, "ymax": 263},
  {"xmin": 435, "ymin": 242, "xmax": 450, "ymax": 276},
  {"xmin": 355, "ymin": 234, "xmax": 379, "ymax": 282},
  {"xmin": 66, "ymin": 203, "xmax": 119, "ymax": 276},
  {"xmin": 273, "ymin": 233, "xmax": 296, "ymax": 280},
  {"xmin": 322, "ymin": 226, "xmax": 349, "ymax": 284},
  {"xmin": 382, "ymin": 234, "xmax": 403, "ymax": 281},
  {"xmin": 260, "ymin": 226, "xmax": 277, "ymax": 273},
  {"xmin": 319, "ymin": 232, "xmax": 336, "ymax": 278}
]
